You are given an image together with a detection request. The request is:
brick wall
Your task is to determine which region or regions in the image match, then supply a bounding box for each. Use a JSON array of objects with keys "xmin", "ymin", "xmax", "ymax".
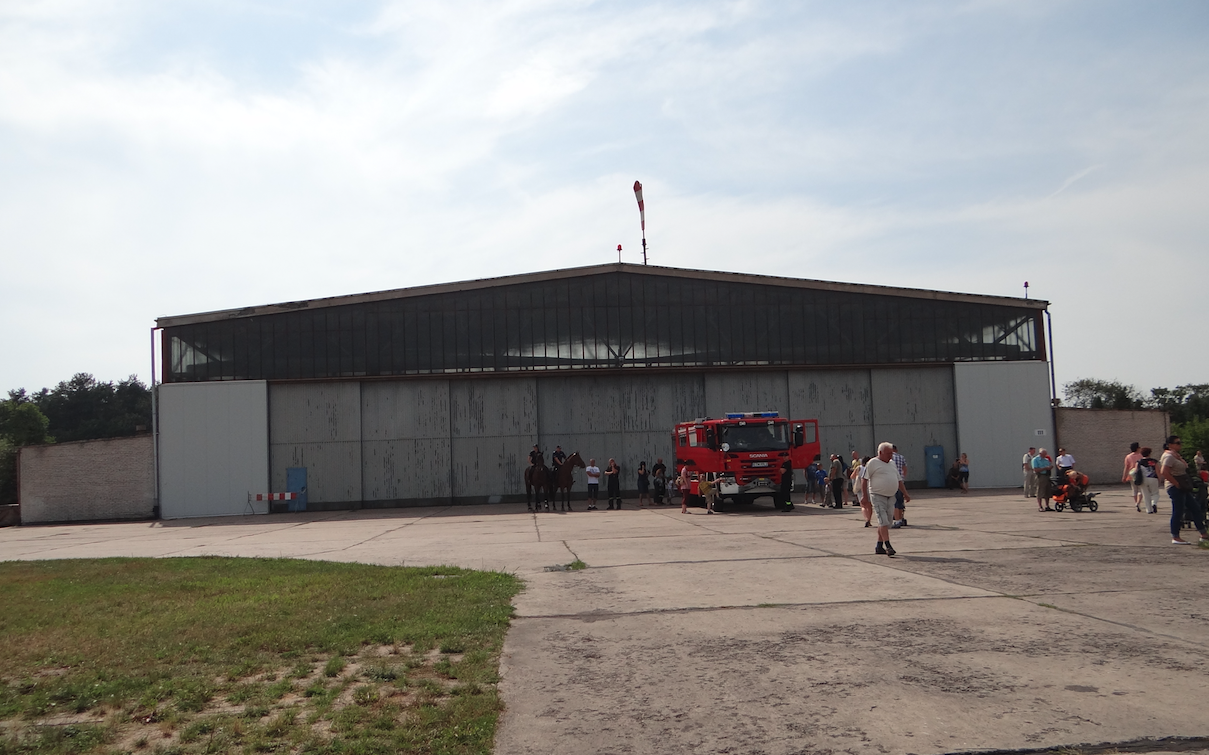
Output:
[
  {"xmin": 1054, "ymin": 408, "xmax": 1170, "ymax": 486},
  {"xmin": 19, "ymin": 435, "xmax": 155, "ymax": 524}
]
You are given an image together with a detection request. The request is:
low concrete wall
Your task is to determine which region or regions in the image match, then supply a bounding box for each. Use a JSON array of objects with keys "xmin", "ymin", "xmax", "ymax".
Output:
[
  {"xmin": 1055, "ymin": 408, "xmax": 1170, "ymax": 485},
  {"xmin": 19, "ymin": 435, "xmax": 155, "ymax": 524}
]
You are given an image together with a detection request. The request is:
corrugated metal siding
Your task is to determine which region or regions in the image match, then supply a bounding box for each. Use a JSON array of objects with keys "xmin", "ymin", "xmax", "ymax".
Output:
[
  {"xmin": 788, "ymin": 370, "xmax": 875, "ymax": 461},
  {"xmin": 162, "ymin": 365, "xmax": 1028, "ymax": 514},
  {"xmin": 269, "ymin": 383, "xmax": 362, "ymax": 504},
  {"xmin": 361, "ymin": 381, "xmax": 451, "ymax": 501},
  {"xmin": 450, "ymin": 380, "xmax": 537, "ymax": 498},
  {"xmin": 870, "ymin": 368, "xmax": 958, "ymax": 482}
]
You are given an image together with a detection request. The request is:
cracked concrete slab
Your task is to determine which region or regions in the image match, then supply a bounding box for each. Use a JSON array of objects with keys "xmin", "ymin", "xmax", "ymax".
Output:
[{"xmin": 3, "ymin": 486, "xmax": 1207, "ymax": 754}]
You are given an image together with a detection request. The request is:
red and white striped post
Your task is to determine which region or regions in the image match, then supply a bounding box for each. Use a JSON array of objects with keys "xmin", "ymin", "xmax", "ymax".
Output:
[
  {"xmin": 633, "ymin": 180, "xmax": 647, "ymax": 265},
  {"xmin": 246, "ymin": 491, "xmax": 300, "ymax": 515}
]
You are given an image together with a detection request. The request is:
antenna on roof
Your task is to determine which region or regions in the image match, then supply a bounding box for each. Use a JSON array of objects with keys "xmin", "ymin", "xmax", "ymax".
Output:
[
  {"xmin": 1023, "ymin": 281, "xmax": 1029, "ymax": 299},
  {"xmin": 617, "ymin": 244, "xmax": 622, "ymax": 263}
]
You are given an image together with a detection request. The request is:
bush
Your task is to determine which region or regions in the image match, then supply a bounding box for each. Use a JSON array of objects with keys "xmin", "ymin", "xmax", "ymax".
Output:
[{"xmin": 1173, "ymin": 417, "xmax": 1209, "ymax": 460}]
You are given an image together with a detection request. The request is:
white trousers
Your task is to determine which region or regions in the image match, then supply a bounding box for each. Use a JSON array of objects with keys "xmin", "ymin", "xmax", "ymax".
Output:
[{"xmin": 1140, "ymin": 477, "xmax": 1161, "ymax": 512}]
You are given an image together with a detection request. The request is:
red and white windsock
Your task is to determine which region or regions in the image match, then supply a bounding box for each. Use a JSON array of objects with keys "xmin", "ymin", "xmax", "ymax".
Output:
[{"xmin": 633, "ymin": 180, "xmax": 645, "ymax": 232}]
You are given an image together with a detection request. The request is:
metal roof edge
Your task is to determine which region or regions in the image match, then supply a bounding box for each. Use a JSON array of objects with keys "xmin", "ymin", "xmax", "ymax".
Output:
[{"xmin": 155, "ymin": 263, "xmax": 1048, "ymax": 328}]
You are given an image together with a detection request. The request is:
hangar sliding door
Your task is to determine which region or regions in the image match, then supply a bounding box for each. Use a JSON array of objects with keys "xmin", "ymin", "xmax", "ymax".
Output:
[{"xmin": 158, "ymin": 381, "xmax": 269, "ymax": 518}]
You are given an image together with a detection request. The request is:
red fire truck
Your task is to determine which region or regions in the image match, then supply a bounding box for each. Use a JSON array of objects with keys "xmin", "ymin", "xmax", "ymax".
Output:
[{"xmin": 672, "ymin": 412, "xmax": 821, "ymax": 510}]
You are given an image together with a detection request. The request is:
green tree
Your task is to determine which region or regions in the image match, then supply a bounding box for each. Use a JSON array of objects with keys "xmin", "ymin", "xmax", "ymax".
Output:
[
  {"xmin": 23, "ymin": 373, "xmax": 151, "ymax": 442},
  {"xmin": 1172, "ymin": 417, "xmax": 1209, "ymax": 460},
  {"xmin": 1062, "ymin": 378, "xmax": 1146, "ymax": 410},
  {"xmin": 1149, "ymin": 384, "xmax": 1209, "ymax": 425},
  {"xmin": 0, "ymin": 400, "xmax": 53, "ymax": 504}
]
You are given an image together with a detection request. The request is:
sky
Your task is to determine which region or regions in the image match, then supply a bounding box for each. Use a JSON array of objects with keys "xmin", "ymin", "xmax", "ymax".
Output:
[{"xmin": 2, "ymin": 0, "xmax": 1207, "ymax": 398}]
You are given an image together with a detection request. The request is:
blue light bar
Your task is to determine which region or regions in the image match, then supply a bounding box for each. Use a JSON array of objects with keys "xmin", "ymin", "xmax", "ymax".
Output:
[{"xmin": 724, "ymin": 411, "xmax": 779, "ymax": 419}]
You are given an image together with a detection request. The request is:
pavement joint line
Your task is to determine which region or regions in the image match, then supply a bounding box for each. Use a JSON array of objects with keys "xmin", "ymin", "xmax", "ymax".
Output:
[
  {"xmin": 271, "ymin": 508, "xmax": 449, "ymax": 552},
  {"xmin": 1016, "ymin": 596, "xmax": 1204, "ymax": 646},
  {"xmin": 514, "ymin": 592, "xmax": 1017, "ymax": 620},
  {"xmin": 155, "ymin": 508, "xmax": 452, "ymax": 557},
  {"xmin": 829, "ymin": 546, "xmax": 1209, "ymax": 647}
]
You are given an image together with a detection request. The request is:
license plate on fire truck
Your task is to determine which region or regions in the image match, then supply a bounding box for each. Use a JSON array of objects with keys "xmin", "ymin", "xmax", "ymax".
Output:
[{"xmin": 750, "ymin": 461, "xmax": 769, "ymax": 468}]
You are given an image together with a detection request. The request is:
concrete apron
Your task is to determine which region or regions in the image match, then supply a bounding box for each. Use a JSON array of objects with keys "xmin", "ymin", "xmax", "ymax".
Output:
[{"xmin": 2, "ymin": 488, "xmax": 1208, "ymax": 754}]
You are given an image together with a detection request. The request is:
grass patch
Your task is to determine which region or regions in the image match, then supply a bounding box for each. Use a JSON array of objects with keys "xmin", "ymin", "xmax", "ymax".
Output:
[
  {"xmin": 322, "ymin": 656, "xmax": 346, "ymax": 678},
  {"xmin": 0, "ymin": 557, "xmax": 521, "ymax": 755},
  {"xmin": 566, "ymin": 559, "xmax": 588, "ymax": 571}
]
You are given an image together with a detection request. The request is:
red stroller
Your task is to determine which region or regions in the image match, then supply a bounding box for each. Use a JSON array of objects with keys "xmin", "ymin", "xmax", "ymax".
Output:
[{"xmin": 1053, "ymin": 470, "xmax": 1099, "ymax": 512}]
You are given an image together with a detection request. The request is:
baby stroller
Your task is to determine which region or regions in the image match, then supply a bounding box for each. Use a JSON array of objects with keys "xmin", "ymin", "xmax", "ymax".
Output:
[
  {"xmin": 1053, "ymin": 470, "xmax": 1099, "ymax": 512},
  {"xmin": 653, "ymin": 475, "xmax": 667, "ymax": 505},
  {"xmin": 1180, "ymin": 472, "xmax": 1208, "ymax": 530}
]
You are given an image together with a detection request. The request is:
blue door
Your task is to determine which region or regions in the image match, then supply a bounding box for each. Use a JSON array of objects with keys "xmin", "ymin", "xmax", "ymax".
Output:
[
  {"xmin": 925, "ymin": 446, "xmax": 945, "ymax": 488},
  {"xmin": 286, "ymin": 467, "xmax": 308, "ymax": 512}
]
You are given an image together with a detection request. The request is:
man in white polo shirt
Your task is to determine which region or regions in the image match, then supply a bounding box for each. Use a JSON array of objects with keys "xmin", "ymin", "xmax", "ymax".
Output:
[{"xmin": 861, "ymin": 442, "xmax": 911, "ymax": 557}]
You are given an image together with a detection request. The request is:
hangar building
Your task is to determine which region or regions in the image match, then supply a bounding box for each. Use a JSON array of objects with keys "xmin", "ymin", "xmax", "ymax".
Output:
[{"xmin": 154, "ymin": 264, "xmax": 1054, "ymax": 518}]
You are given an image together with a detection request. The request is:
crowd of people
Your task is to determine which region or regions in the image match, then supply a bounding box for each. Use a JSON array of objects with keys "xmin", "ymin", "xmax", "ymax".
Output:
[
  {"xmin": 528, "ymin": 434, "xmax": 1209, "ymax": 551},
  {"xmin": 1122, "ymin": 436, "xmax": 1208, "ymax": 545},
  {"xmin": 529, "ymin": 446, "xmax": 680, "ymax": 511},
  {"xmin": 801, "ymin": 446, "xmax": 912, "ymax": 528},
  {"xmin": 1021, "ymin": 439, "xmax": 1208, "ymax": 545}
]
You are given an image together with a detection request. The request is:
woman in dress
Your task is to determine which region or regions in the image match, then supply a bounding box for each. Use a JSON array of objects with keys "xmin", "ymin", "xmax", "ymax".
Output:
[
  {"xmin": 605, "ymin": 458, "xmax": 622, "ymax": 511},
  {"xmin": 636, "ymin": 461, "xmax": 651, "ymax": 508}
]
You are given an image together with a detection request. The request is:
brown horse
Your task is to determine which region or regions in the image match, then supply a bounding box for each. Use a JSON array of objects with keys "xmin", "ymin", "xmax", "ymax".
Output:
[
  {"xmin": 524, "ymin": 462, "xmax": 553, "ymax": 511},
  {"xmin": 552, "ymin": 452, "xmax": 586, "ymax": 511}
]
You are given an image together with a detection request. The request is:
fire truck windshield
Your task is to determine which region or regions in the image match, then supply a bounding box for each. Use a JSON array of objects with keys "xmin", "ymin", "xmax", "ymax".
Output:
[{"xmin": 720, "ymin": 423, "xmax": 788, "ymax": 452}]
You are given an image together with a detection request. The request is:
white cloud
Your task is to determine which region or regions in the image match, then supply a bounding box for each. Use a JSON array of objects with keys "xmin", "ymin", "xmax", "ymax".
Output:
[{"xmin": 1, "ymin": 0, "xmax": 1207, "ymax": 395}]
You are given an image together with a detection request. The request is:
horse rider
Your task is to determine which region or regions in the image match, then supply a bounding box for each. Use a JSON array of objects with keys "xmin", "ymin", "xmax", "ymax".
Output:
[
  {"xmin": 551, "ymin": 445, "xmax": 566, "ymax": 475},
  {"xmin": 529, "ymin": 444, "xmax": 543, "ymax": 468}
]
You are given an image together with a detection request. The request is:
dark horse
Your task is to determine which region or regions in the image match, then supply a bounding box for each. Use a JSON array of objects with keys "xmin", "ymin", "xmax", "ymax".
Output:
[
  {"xmin": 524, "ymin": 461, "xmax": 554, "ymax": 511},
  {"xmin": 552, "ymin": 452, "xmax": 586, "ymax": 511}
]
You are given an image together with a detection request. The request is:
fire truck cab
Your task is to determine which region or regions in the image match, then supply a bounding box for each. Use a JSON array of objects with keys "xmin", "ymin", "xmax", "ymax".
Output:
[{"xmin": 672, "ymin": 412, "xmax": 821, "ymax": 510}]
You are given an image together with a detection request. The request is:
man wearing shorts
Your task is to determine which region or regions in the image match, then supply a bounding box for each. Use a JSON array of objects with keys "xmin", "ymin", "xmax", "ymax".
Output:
[
  {"xmin": 862, "ymin": 442, "xmax": 910, "ymax": 557},
  {"xmin": 1022, "ymin": 447, "xmax": 1037, "ymax": 499}
]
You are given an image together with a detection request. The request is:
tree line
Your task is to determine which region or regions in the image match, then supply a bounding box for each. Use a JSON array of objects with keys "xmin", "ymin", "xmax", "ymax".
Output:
[
  {"xmin": 0, "ymin": 374, "xmax": 152, "ymax": 503},
  {"xmin": 1063, "ymin": 378, "xmax": 1209, "ymax": 453}
]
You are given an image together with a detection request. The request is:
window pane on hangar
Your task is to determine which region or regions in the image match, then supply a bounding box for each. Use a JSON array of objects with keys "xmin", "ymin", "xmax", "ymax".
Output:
[{"xmin": 162, "ymin": 271, "xmax": 1045, "ymax": 382}]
